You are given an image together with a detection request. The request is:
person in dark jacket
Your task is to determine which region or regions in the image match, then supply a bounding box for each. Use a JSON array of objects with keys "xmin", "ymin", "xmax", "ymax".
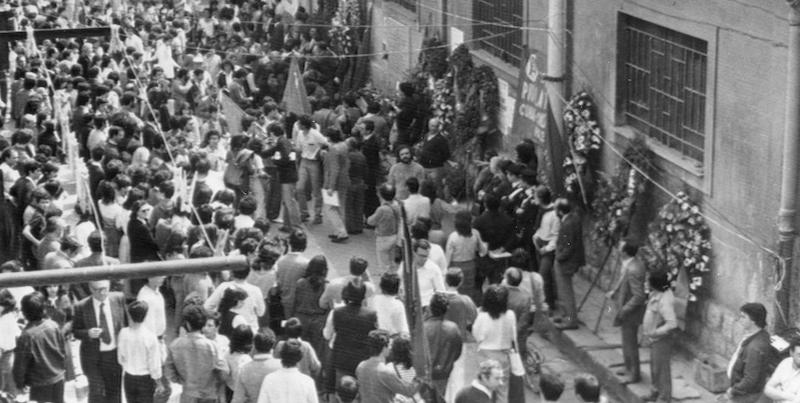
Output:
[
  {"xmin": 725, "ymin": 303, "xmax": 774, "ymax": 403},
  {"xmin": 13, "ymin": 292, "xmax": 74, "ymax": 403},
  {"xmin": 553, "ymin": 198, "xmax": 585, "ymax": 330},
  {"xmin": 425, "ymin": 293, "xmax": 463, "ymax": 398},
  {"xmin": 345, "ymin": 137, "xmax": 367, "ymax": 234},
  {"xmin": 394, "ymin": 82, "xmax": 419, "ymax": 149},
  {"xmin": 607, "ymin": 240, "xmax": 647, "ymax": 383},
  {"xmin": 473, "ymin": 193, "xmax": 515, "ymax": 290},
  {"xmin": 361, "ymin": 120, "xmax": 383, "ymax": 218},
  {"xmin": 323, "ymin": 280, "xmax": 378, "ymax": 381},
  {"xmin": 455, "ymin": 359, "xmax": 505, "ymax": 403},
  {"xmin": 267, "ymin": 124, "xmax": 301, "ymax": 231}
]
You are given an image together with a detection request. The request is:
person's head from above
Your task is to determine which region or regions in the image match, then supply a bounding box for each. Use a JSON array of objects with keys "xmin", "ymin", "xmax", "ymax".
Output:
[
  {"xmin": 739, "ymin": 302, "xmax": 767, "ymax": 333},
  {"xmin": 410, "ymin": 221, "xmax": 430, "ymax": 241},
  {"xmin": 183, "ymin": 304, "xmax": 209, "ymax": 333},
  {"xmin": 288, "ymin": 229, "xmax": 308, "ymax": 252},
  {"xmin": 555, "ymin": 197, "xmax": 573, "ymax": 218},
  {"xmin": 131, "ymin": 200, "xmax": 153, "ymax": 223},
  {"xmin": 366, "ymin": 329, "xmax": 391, "ymax": 358},
  {"xmin": 341, "ymin": 279, "xmax": 367, "ymax": 306},
  {"xmin": 279, "ymin": 339, "xmax": 304, "ymax": 368},
  {"xmin": 127, "ymin": 300, "xmax": 149, "ymax": 324},
  {"xmin": 0, "ymin": 289, "xmax": 15, "ymax": 315},
  {"xmin": 349, "ymin": 256, "xmax": 368, "ymax": 277},
  {"xmin": 252, "ymin": 328, "xmax": 276, "ymax": 355},
  {"xmin": 477, "ymin": 359, "xmax": 504, "ymax": 392},
  {"xmin": 648, "ymin": 270, "xmax": 672, "ymax": 293},
  {"xmin": 406, "ymin": 176, "xmax": 420, "ymax": 195},
  {"xmin": 296, "ymin": 114, "xmax": 314, "ymax": 132},
  {"xmin": 445, "ymin": 267, "xmax": 464, "ymax": 289},
  {"xmin": 397, "ymin": 145, "xmax": 412, "ymax": 164},
  {"xmin": 283, "ymin": 317, "xmax": 304, "ymax": 339},
  {"xmin": 429, "ymin": 292, "xmax": 449, "ymax": 318},
  {"xmin": 378, "ymin": 183, "xmax": 396, "ymax": 203},
  {"xmin": 380, "ymin": 272, "xmax": 401, "ymax": 296},
  {"xmin": 574, "ymin": 373, "xmax": 601, "ymax": 402},
  {"xmin": 504, "ymin": 267, "xmax": 523, "ymax": 287},
  {"xmin": 539, "ymin": 373, "xmax": 565, "ymax": 402},
  {"xmin": 336, "ymin": 376, "xmax": 359, "ymax": 403},
  {"xmin": 535, "ymin": 185, "xmax": 553, "ymax": 207},
  {"xmin": 509, "ymin": 248, "xmax": 531, "ymax": 272},
  {"xmin": 89, "ymin": 279, "xmax": 111, "ymax": 302},
  {"xmin": 387, "ymin": 335, "xmax": 413, "ymax": 368},
  {"xmin": 219, "ymin": 287, "xmax": 248, "ymax": 314},
  {"xmin": 412, "ymin": 239, "xmax": 431, "ymax": 268},
  {"xmin": 202, "ymin": 311, "xmax": 221, "ymax": 339},
  {"xmin": 483, "ymin": 192, "xmax": 500, "ymax": 212},
  {"xmin": 428, "ymin": 117, "xmax": 441, "ymax": 134},
  {"xmin": 1, "ymin": 148, "xmax": 18, "ymax": 168},
  {"xmin": 230, "ymin": 324, "xmax": 254, "ymax": 354},
  {"xmin": 20, "ymin": 291, "xmax": 46, "ymax": 323},
  {"xmin": 620, "ymin": 239, "xmax": 639, "ymax": 259},
  {"xmin": 482, "ymin": 285, "xmax": 509, "ymax": 319}
]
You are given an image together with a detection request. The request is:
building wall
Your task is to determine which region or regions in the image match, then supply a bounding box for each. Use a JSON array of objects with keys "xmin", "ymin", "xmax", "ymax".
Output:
[
  {"xmin": 369, "ymin": 0, "xmax": 424, "ymax": 94},
  {"xmin": 370, "ymin": 0, "xmax": 792, "ymax": 357}
]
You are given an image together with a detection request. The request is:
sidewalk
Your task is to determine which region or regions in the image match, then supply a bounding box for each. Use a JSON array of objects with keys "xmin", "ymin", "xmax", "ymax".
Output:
[{"xmin": 544, "ymin": 274, "xmax": 723, "ymax": 403}]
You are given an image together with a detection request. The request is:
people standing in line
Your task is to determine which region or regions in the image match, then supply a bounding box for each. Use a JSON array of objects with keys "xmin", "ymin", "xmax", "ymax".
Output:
[
  {"xmin": 725, "ymin": 303, "xmax": 774, "ymax": 403},
  {"xmin": 294, "ymin": 114, "xmax": 328, "ymax": 225},
  {"xmin": 367, "ymin": 184, "xmax": 400, "ymax": 278},
  {"xmin": 116, "ymin": 300, "xmax": 165, "ymax": 403},
  {"xmin": 471, "ymin": 285, "xmax": 516, "ymax": 403},
  {"xmin": 425, "ymin": 293, "xmax": 463, "ymax": 398},
  {"xmin": 386, "ymin": 145, "xmax": 424, "ymax": 201},
  {"xmin": 553, "ymin": 198, "xmax": 585, "ymax": 330},
  {"xmin": 13, "ymin": 292, "xmax": 73, "ymax": 403},
  {"xmin": 72, "ymin": 279, "xmax": 127, "ymax": 403},
  {"xmin": 275, "ymin": 229, "xmax": 310, "ymax": 318},
  {"xmin": 322, "ymin": 127, "xmax": 350, "ymax": 243},
  {"xmin": 607, "ymin": 240, "xmax": 647, "ymax": 384},
  {"xmin": 454, "ymin": 359, "xmax": 505, "ymax": 403},
  {"xmin": 532, "ymin": 186, "xmax": 560, "ymax": 317},
  {"xmin": 642, "ymin": 271, "xmax": 678, "ymax": 403}
]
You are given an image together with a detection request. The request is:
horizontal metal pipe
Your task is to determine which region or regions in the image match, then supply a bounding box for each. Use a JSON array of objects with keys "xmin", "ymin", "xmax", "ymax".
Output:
[{"xmin": 0, "ymin": 255, "xmax": 249, "ymax": 288}]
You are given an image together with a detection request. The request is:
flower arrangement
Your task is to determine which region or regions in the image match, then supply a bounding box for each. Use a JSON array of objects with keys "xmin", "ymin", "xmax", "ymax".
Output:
[
  {"xmin": 563, "ymin": 91, "xmax": 602, "ymax": 154},
  {"xmin": 431, "ymin": 75, "xmax": 455, "ymax": 128},
  {"xmin": 329, "ymin": 0, "xmax": 360, "ymax": 54},
  {"xmin": 642, "ymin": 191, "xmax": 712, "ymax": 301}
]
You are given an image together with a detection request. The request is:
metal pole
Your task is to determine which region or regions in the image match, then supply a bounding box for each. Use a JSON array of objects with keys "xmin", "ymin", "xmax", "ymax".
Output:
[
  {"xmin": 0, "ymin": 255, "xmax": 249, "ymax": 288},
  {"xmin": 776, "ymin": 1, "xmax": 800, "ymax": 331},
  {"xmin": 547, "ymin": 0, "xmax": 567, "ymax": 127}
]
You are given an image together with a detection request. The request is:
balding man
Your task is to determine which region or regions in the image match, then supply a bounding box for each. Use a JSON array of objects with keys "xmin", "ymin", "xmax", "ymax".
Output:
[
  {"xmin": 418, "ymin": 117, "xmax": 452, "ymax": 191},
  {"xmin": 73, "ymin": 280, "xmax": 127, "ymax": 403}
]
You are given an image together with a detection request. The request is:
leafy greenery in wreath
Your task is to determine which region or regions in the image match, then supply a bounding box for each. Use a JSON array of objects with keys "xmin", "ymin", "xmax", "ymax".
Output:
[
  {"xmin": 418, "ymin": 37, "xmax": 449, "ymax": 80},
  {"xmin": 562, "ymin": 91, "xmax": 602, "ymax": 202},
  {"xmin": 590, "ymin": 137, "xmax": 653, "ymax": 247},
  {"xmin": 641, "ymin": 192, "xmax": 712, "ymax": 301}
]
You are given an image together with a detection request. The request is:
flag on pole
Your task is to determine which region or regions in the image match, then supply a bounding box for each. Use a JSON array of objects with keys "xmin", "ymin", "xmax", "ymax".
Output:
[
  {"xmin": 219, "ymin": 91, "xmax": 245, "ymax": 136},
  {"xmin": 282, "ymin": 57, "xmax": 311, "ymax": 116}
]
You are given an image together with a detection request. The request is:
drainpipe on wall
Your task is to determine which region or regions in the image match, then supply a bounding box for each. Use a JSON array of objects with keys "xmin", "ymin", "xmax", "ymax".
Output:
[
  {"xmin": 776, "ymin": 1, "xmax": 800, "ymax": 331},
  {"xmin": 546, "ymin": 0, "xmax": 567, "ymax": 134}
]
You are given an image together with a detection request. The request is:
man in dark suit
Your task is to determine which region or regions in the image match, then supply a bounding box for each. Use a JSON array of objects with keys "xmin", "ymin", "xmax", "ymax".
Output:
[
  {"xmin": 726, "ymin": 303, "xmax": 774, "ymax": 403},
  {"xmin": 360, "ymin": 120, "xmax": 382, "ymax": 218},
  {"xmin": 322, "ymin": 128, "xmax": 351, "ymax": 242},
  {"xmin": 553, "ymin": 198, "xmax": 585, "ymax": 330},
  {"xmin": 326, "ymin": 280, "xmax": 378, "ymax": 381},
  {"xmin": 10, "ymin": 159, "xmax": 42, "ymax": 222},
  {"xmin": 607, "ymin": 240, "xmax": 647, "ymax": 383},
  {"xmin": 72, "ymin": 279, "xmax": 127, "ymax": 403},
  {"xmin": 87, "ymin": 147, "xmax": 105, "ymax": 201},
  {"xmin": 455, "ymin": 359, "xmax": 505, "ymax": 403}
]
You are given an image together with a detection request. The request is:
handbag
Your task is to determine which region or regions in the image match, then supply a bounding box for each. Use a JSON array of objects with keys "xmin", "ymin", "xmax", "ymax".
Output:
[{"xmin": 509, "ymin": 340, "xmax": 525, "ymax": 376}]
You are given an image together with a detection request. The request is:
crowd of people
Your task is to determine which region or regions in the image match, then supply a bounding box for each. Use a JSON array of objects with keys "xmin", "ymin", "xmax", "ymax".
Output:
[{"xmin": 0, "ymin": 1, "xmax": 799, "ymax": 403}]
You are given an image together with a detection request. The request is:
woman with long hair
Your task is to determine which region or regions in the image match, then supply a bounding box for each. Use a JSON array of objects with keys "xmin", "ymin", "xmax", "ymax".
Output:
[
  {"xmin": 385, "ymin": 336, "xmax": 421, "ymax": 402},
  {"xmin": 222, "ymin": 324, "xmax": 253, "ymax": 402},
  {"xmin": 97, "ymin": 181, "xmax": 124, "ymax": 258},
  {"xmin": 445, "ymin": 210, "xmax": 487, "ymax": 303},
  {"xmin": 472, "ymin": 285, "xmax": 516, "ymax": 403},
  {"xmin": 217, "ymin": 287, "xmax": 248, "ymax": 339},
  {"xmin": 292, "ymin": 255, "xmax": 329, "ymax": 360}
]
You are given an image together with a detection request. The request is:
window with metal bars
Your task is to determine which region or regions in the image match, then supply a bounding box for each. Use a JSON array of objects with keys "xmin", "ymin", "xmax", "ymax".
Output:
[
  {"xmin": 472, "ymin": 0, "xmax": 523, "ymax": 67},
  {"xmin": 618, "ymin": 14, "xmax": 708, "ymax": 164},
  {"xmin": 387, "ymin": 0, "xmax": 416, "ymax": 12}
]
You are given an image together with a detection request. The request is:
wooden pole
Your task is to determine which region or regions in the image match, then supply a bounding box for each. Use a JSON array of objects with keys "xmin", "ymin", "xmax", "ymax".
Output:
[
  {"xmin": 0, "ymin": 255, "xmax": 248, "ymax": 288},
  {"xmin": 577, "ymin": 245, "xmax": 613, "ymax": 312},
  {"xmin": 399, "ymin": 200, "xmax": 431, "ymax": 381}
]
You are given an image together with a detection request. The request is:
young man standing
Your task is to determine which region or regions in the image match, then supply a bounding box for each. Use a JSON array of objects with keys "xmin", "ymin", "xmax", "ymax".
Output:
[{"xmin": 117, "ymin": 300, "xmax": 165, "ymax": 403}]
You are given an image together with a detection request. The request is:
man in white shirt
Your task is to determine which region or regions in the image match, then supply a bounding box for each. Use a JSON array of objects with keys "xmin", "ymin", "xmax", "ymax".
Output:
[
  {"xmin": 371, "ymin": 272, "xmax": 409, "ymax": 335},
  {"xmin": 137, "ymin": 276, "xmax": 166, "ymax": 339},
  {"xmin": 765, "ymin": 340, "xmax": 800, "ymax": 403},
  {"xmin": 257, "ymin": 340, "xmax": 318, "ymax": 403},
  {"xmin": 117, "ymin": 300, "xmax": 166, "ymax": 402},
  {"xmin": 294, "ymin": 115, "xmax": 328, "ymax": 224},
  {"xmin": 0, "ymin": 148, "xmax": 19, "ymax": 196},
  {"xmin": 410, "ymin": 240, "xmax": 445, "ymax": 309},
  {"xmin": 532, "ymin": 186, "xmax": 560, "ymax": 315},
  {"xmin": 403, "ymin": 177, "xmax": 430, "ymax": 225},
  {"xmin": 204, "ymin": 267, "xmax": 266, "ymax": 333}
]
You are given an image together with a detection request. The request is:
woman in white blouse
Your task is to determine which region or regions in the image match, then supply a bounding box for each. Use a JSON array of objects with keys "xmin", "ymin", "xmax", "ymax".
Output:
[
  {"xmin": 445, "ymin": 210, "xmax": 487, "ymax": 303},
  {"xmin": 97, "ymin": 181, "xmax": 124, "ymax": 258},
  {"xmin": 472, "ymin": 285, "xmax": 517, "ymax": 403}
]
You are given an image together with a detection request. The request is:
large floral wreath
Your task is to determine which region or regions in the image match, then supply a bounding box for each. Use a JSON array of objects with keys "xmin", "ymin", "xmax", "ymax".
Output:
[
  {"xmin": 642, "ymin": 192, "xmax": 712, "ymax": 301},
  {"xmin": 563, "ymin": 91, "xmax": 602, "ymax": 198}
]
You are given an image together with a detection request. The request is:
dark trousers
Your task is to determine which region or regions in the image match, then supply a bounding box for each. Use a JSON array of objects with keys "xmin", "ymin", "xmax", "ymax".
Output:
[
  {"xmin": 124, "ymin": 373, "xmax": 155, "ymax": 403},
  {"xmin": 621, "ymin": 321, "xmax": 641, "ymax": 379},
  {"xmin": 538, "ymin": 251, "xmax": 557, "ymax": 310},
  {"xmin": 30, "ymin": 379, "xmax": 64, "ymax": 403},
  {"xmin": 554, "ymin": 262, "xmax": 577, "ymax": 325},
  {"xmin": 364, "ymin": 184, "xmax": 379, "ymax": 218},
  {"xmin": 650, "ymin": 337, "xmax": 673, "ymax": 402},
  {"xmin": 86, "ymin": 349, "xmax": 123, "ymax": 403}
]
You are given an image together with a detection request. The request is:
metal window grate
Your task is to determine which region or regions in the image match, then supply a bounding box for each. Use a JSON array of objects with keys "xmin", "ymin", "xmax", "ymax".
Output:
[
  {"xmin": 473, "ymin": 0, "xmax": 523, "ymax": 67},
  {"xmin": 387, "ymin": 0, "xmax": 416, "ymax": 12},
  {"xmin": 619, "ymin": 14, "xmax": 708, "ymax": 163}
]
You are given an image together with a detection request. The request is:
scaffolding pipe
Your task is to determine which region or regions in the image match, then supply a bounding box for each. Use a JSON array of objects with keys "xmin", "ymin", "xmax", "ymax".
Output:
[{"xmin": 0, "ymin": 255, "xmax": 249, "ymax": 288}]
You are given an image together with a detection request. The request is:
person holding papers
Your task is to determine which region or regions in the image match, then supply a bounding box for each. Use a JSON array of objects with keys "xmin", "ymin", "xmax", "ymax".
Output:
[{"xmin": 323, "ymin": 128, "xmax": 351, "ymax": 243}]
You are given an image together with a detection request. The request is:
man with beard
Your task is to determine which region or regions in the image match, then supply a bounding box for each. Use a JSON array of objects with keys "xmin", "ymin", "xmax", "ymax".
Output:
[{"xmin": 386, "ymin": 145, "xmax": 424, "ymax": 201}]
